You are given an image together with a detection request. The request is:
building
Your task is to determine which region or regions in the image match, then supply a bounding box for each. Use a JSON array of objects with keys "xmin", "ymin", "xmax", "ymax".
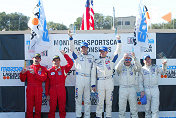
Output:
[{"xmin": 116, "ymin": 16, "xmax": 136, "ymax": 29}]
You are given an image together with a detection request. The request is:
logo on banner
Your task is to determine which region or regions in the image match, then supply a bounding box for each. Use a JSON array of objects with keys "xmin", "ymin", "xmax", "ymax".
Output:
[
  {"xmin": 127, "ymin": 37, "xmax": 137, "ymax": 45},
  {"xmin": 1, "ymin": 67, "xmax": 23, "ymax": 80},
  {"xmin": 26, "ymin": 40, "xmax": 48, "ymax": 57},
  {"xmin": 148, "ymin": 39, "xmax": 154, "ymax": 44},
  {"xmin": 144, "ymin": 39, "xmax": 154, "ymax": 52},
  {"xmin": 161, "ymin": 66, "xmax": 176, "ymax": 78}
]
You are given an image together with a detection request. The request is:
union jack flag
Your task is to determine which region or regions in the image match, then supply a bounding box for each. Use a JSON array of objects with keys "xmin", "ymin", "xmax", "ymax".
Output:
[{"xmin": 81, "ymin": 0, "xmax": 95, "ymax": 30}]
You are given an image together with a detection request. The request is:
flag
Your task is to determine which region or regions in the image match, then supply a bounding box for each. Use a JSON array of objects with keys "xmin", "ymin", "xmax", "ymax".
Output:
[
  {"xmin": 134, "ymin": 0, "xmax": 150, "ymax": 52},
  {"xmin": 28, "ymin": 0, "xmax": 50, "ymax": 56},
  {"xmin": 81, "ymin": 0, "xmax": 95, "ymax": 30},
  {"xmin": 162, "ymin": 12, "xmax": 172, "ymax": 22}
]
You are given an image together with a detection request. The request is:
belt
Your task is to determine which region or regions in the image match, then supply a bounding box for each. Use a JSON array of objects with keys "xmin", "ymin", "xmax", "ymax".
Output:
[
  {"xmin": 144, "ymin": 85, "xmax": 158, "ymax": 88},
  {"xmin": 120, "ymin": 85, "xmax": 136, "ymax": 88},
  {"xmin": 97, "ymin": 75, "xmax": 113, "ymax": 80},
  {"xmin": 28, "ymin": 83, "xmax": 42, "ymax": 86},
  {"xmin": 76, "ymin": 72, "xmax": 90, "ymax": 77}
]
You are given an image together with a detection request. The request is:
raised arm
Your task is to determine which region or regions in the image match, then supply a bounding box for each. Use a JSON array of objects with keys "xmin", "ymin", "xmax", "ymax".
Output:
[
  {"xmin": 68, "ymin": 30, "xmax": 78, "ymax": 60},
  {"xmin": 112, "ymin": 35, "xmax": 122, "ymax": 63},
  {"xmin": 60, "ymin": 50, "xmax": 74, "ymax": 73},
  {"xmin": 115, "ymin": 58, "xmax": 124, "ymax": 74},
  {"xmin": 156, "ymin": 61, "xmax": 167, "ymax": 75},
  {"xmin": 132, "ymin": 52, "xmax": 142, "ymax": 72}
]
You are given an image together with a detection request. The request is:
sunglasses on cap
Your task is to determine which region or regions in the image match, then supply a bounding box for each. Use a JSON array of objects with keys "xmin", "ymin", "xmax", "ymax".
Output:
[{"xmin": 125, "ymin": 59, "xmax": 132, "ymax": 61}]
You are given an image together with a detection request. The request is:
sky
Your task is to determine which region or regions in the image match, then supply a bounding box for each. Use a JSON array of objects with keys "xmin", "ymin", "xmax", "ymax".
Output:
[{"xmin": 0, "ymin": 0, "xmax": 175, "ymax": 27}]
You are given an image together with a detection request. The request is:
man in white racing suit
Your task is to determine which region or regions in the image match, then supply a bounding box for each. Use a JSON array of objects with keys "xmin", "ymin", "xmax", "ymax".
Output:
[
  {"xmin": 115, "ymin": 52, "xmax": 142, "ymax": 118},
  {"xmin": 139, "ymin": 55, "xmax": 167, "ymax": 118},
  {"xmin": 68, "ymin": 32, "xmax": 94, "ymax": 118},
  {"xmin": 91, "ymin": 36, "xmax": 122, "ymax": 118}
]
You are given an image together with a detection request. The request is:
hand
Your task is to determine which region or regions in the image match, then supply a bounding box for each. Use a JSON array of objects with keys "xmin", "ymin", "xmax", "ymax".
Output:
[
  {"xmin": 28, "ymin": 69, "xmax": 34, "ymax": 74},
  {"xmin": 162, "ymin": 60, "xmax": 167, "ymax": 65},
  {"xmin": 21, "ymin": 68, "xmax": 27, "ymax": 74},
  {"xmin": 60, "ymin": 50, "xmax": 66, "ymax": 55},
  {"xmin": 46, "ymin": 95, "xmax": 50, "ymax": 101},
  {"xmin": 116, "ymin": 35, "xmax": 121, "ymax": 40},
  {"xmin": 92, "ymin": 87, "xmax": 96, "ymax": 92},
  {"xmin": 68, "ymin": 30, "xmax": 72, "ymax": 37},
  {"xmin": 123, "ymin": 53, "xmax": 128, "ymax": 59},
  {"xmin": 141, "ymin": 91, "xmax": 145, "ymax": 98},
  {"xmin": 131, "ymin": 52, "xmax": 135, "ymax": 59}
]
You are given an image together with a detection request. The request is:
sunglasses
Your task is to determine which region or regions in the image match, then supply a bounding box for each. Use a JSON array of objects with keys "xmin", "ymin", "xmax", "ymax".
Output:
[{"xmin": 125, "ymin": 59, "xmax": 132, "ymax": 61}]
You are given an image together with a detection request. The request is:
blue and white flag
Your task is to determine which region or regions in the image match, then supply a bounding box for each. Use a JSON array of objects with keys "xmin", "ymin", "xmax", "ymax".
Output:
[
  {"xmin": 28, "ymin": 0, "xmax": 50, "ymax": 56},
  {"xmin": 134, "ymin": 0, "xmax": 150, "ymax": 52}
]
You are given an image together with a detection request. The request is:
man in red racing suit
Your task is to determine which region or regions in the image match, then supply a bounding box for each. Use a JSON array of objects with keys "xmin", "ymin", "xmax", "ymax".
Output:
[
  {"xmin": 20, "ymin": 53, "xmax": 47, "ymax": 118},
  {"xmin": 45, "ymin": 50, "xmax": 73, "ymax": 118}
]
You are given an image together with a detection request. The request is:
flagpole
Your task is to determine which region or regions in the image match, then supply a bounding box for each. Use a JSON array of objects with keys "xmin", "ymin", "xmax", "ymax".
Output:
[
  {"xmin": 173, "ymin": 19, "xmax": 174, "ymax": 29},
  {"xmin": 112, "ymin": 6, "xmax": 115, "ymax": 30}
]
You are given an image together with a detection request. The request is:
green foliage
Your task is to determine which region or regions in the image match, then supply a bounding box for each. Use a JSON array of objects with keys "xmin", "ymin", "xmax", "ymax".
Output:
[
  {"xmin": 0, "ymin": 12, "xmax": 29, "ymax": 31},
  {"xmin": 151, "ymin": 19, "xmax": 176, "ymax": 29},
  {"xmin": 0, "ymin": 12, "xmax": 67, "ymax": 31},
  {"xmin": 47, "ymin": 21, "xmax": 67, "ymax": 30},
  {"xmin": 72, "ymin": 13, "xmax": 113, "ymax": 30}
]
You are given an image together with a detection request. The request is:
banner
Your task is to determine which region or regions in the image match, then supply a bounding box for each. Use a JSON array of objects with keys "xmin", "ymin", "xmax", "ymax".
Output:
[{"xmin": 28, "ymin": 0, "xmax": 50, "ymax": 57}]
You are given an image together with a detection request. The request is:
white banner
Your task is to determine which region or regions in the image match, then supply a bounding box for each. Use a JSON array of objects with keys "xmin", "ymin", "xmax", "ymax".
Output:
[
  {"xmin": 25, "ymin": 33, "xmax": 156, "ymax": 86},
  {"xmin": 0, "ymin": 60, "xmax": 24, "ymax": 86},
  {"xmin": 157, "ymin": 59, "xmax": 176, "ymax": 85}
]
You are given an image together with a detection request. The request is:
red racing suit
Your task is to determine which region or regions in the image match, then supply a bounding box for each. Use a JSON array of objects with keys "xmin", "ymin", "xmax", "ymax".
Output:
[
  {"xmin": 20, "ymin": 64, "xmax": 47, "ymax": 118},
  {"xmin": 45, "ymin": 54, "xmax": 73, "ymax": 118}
]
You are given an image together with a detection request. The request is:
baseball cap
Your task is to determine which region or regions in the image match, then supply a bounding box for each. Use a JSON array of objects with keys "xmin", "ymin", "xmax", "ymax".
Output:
[
  {"xmin": 99, "ymin": 46, "xmax": 108, "ymax": 52},
  {"xmin": 33, "ymin": 53, "xmax": 41, "ymax": 58},
  {"xmin": 143, "ymin": 55, "xmax": 151, "ymax": 60},
  {"xmin": 80, "ymin": 42, "xmax": 88, "ymax": 48},
  {"xmin": 52, "ymin": 55, "xmax": 60, "ymax": 60}
]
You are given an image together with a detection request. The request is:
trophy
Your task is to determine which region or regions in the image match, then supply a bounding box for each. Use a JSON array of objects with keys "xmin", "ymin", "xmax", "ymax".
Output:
[{"xmin": 157, "ymin": 52, "xmax": 167, "ymax": 63}]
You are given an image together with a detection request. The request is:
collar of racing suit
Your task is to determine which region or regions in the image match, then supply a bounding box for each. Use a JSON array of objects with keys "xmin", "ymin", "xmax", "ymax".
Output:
[
  {"xmin": 31, "ymin": 64, "xmax": 41, "ymax": 68},
  {"xmin": 99, "ymin": 56, "xmax": 107, "ymax": 58},
  {"xmin": 81, "ymin": 52, "xmax": 88, "ymax": 55},
  {"xmin": 145, "ymin": 65, "xmax": 152, "ymax": 69},
  {"xmin": 52, "ymin": 66, "xmax": 61, "ymax": 70}
]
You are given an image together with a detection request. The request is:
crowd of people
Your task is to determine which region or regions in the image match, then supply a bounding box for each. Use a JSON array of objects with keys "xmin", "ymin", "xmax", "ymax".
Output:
[{"xmin": 20, "ymin": 32, "xmax": 167, "ymax": 118}]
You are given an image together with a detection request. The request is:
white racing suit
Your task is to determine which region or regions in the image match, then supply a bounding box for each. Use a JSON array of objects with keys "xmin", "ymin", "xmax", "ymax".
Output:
[
  {"xmin": 115, "ymin": 57, "xmax": 142, "ymax": 118},
  {"xmin": 69, "ymin": 37, "xmax": 94, "ymax": 118},
  {"xmin": 91, "ymin": 40, "xmax": 122, "ymax": 118},
  {"xmin": 139, "ymin": 64, "xmax": 167, "ymax": 118}
]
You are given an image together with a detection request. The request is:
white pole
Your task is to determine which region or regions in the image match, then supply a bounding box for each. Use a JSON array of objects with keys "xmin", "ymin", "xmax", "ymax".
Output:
[
  {"xmin": 173, "ymin": 19, "xmax": 174, "ymax": 29},
  {"xmin": 112, "ymin": 6, "xmax": 115, "ymax": 30}
]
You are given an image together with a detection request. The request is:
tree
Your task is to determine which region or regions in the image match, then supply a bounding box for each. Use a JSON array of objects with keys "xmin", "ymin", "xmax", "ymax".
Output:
[
  {"xmin": 73, "ymin": 17, "xmax": 82, "ymax": 30},
  {"xmin": 47, "ymin": 21, "xmax": 67, "ymax": 30},
  {"xmin": 103, "ymin": 16, "xmax": 112, "ymax": 29},
  {"xmin": 71, "ymin": 13, "xmax": 113, "ymax": 30},
  {"xmin": 151, "ymin": 19, "xmax": 176, "ymax": 29},
  {"xmin": 0, "ymin": 12, "xmax": 29, "ymax": 31},
  {"xmin": 0, "ymin": 12, "xmax": 8, "ymax": 30},
  {"xmin": 94, "ymin": 13, "xmax": 104, "ymax": 29}
]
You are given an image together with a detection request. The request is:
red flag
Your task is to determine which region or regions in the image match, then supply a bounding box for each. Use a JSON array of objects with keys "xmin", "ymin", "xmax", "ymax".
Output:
[{"xmin": 81, "ymin": 0, "xmax": 94, "ymax": 30}]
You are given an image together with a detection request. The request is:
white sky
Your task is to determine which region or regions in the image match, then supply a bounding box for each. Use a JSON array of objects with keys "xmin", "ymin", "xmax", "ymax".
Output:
[{"xmin": 0, "ymin": 0, "xmax": 175, "ymax": 27}]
